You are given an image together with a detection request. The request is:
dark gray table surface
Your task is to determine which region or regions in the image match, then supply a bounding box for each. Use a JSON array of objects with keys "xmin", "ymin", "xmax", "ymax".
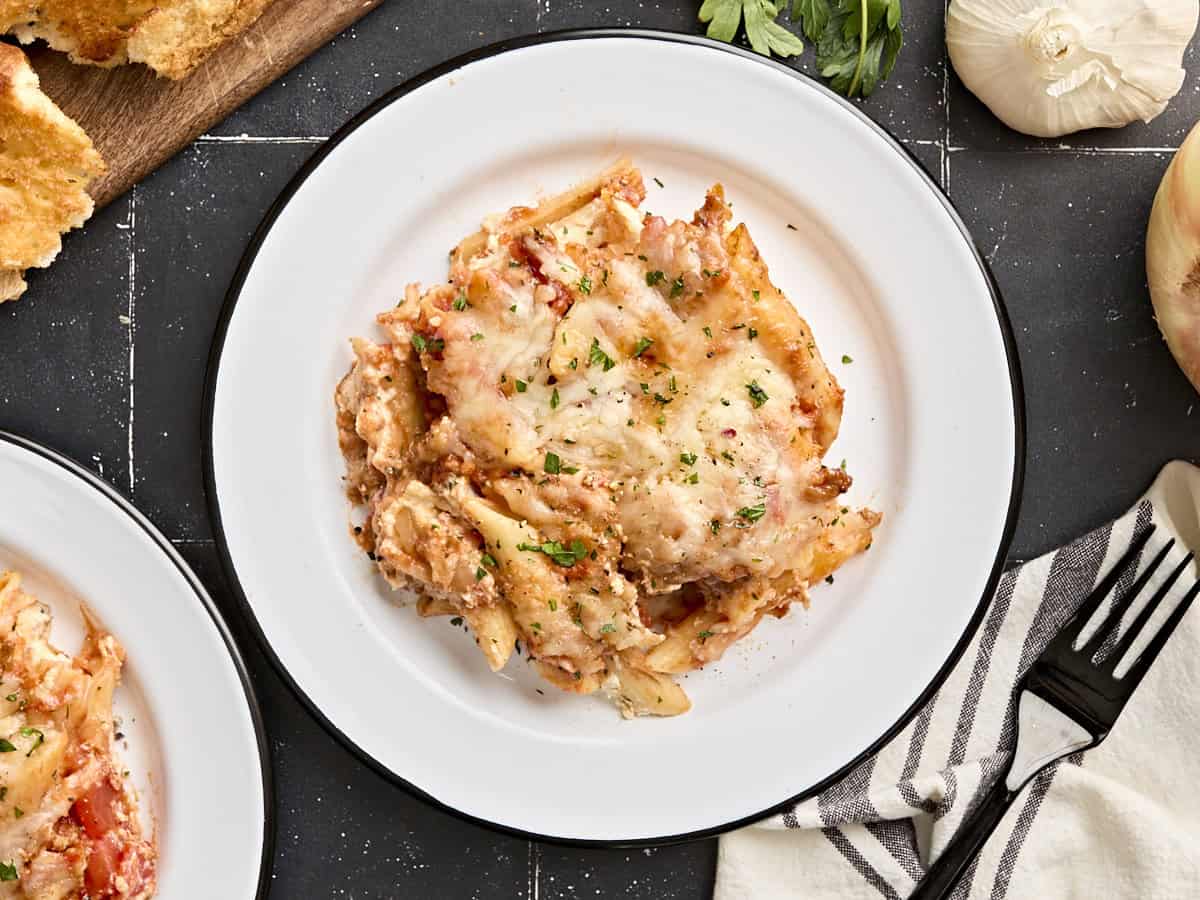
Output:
[{"xmin": 4, "ymin": 1, "xmax": 1199, "ymax": 897}]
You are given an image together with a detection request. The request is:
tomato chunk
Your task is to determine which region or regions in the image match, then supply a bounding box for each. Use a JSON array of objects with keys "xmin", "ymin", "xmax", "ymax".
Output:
[
  {"xmin": 72, "ymin": 781, "xmax": 119, "ymax": 839},
  {"xmin": 83, "ymin": 833, "xmax": 121, "ymax": 895}
]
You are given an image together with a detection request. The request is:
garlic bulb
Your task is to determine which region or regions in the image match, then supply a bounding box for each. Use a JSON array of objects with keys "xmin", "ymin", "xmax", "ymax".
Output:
[
  {"xmin": 1147, "ymin": 120, "xmax": 1200, "ymax": 394},
  {"xmin": 947, "ymin": 0, "xmax": 1199, "ymax": 138}
]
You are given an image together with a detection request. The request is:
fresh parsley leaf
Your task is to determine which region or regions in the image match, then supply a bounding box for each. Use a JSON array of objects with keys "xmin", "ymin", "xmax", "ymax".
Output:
[
  {"xmin": 685, "ymin": 472, "xmax": 700, "ymax": 484},
  {"xmin": 633, "ymin": 337, "xmax": 654, "ymax": 357},
  {"xmin": 699, "ymin": 0, "xmax": 805, "ymax": 58},
  {"xmin": 812, "ymin": 0, "xmax": 902, "ymax": 97},
  {"xmin": 550, "ymin": 387, "xmax": 560, "ymax": 410},
  {"xmin": 700, "ymin": 0, "xmax": 902, "ymax": 97},
  {"xmin": 842, "ymin": 353, "xmax": 853, "ymax": 363},
  {"xmin": 645, "ymin": 270, "xmax": 666, "ymax": 287},
  {"xmin": 515, "ymin": 379, "xmax": 528, "ymax": 393},
  {"xmin": 680, "ymin": 452, "xmax": 698, "ymax": 466},
  {"xmin": 670, "ymin": 275, "xmax": 686, "ymax": 298},
  {"xmin": 599, "ymin": 623, "xmax": 617, "ymax": 634},
  {"xmin": 410, "ymin": 334, "xmax": 426, "ymax": 353},
  {"xmin": 579, "ymin": 275, "xmax": 593, "ymax": 295},
  {"xmin": 589, "ymin": 338, "xmax": 616, "ymax": 371},
  {"xmin": 481, "ymin": 553, "xmax": 497, "ymax": 568},
  {"xmin": 746, "ymin": 380, "xmax": 769, "ymax": 407},
  {"xmin": 544, "ymin": 452, "xmax": 562, "ymax": 474},
  {"xmin": 0, "ymin": 860, "xmax": 14, "ymax": 881},
  {"xmin": 475, "ymin": 567, "xmax": 487, "ymax": 581},
  {"xmin": 470, "ymin": 333, "xmax": 485, "ymax": 342}
]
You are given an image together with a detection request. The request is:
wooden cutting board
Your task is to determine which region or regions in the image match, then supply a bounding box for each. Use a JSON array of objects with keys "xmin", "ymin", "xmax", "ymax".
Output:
[{"xmin": 26, "ymin": 0, "xmax": 387, "ymax": 209}]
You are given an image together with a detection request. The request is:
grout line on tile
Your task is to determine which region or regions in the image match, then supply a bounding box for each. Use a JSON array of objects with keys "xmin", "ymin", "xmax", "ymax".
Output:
[
  {"xmin": 125, "ymin": 187, "xmax": 137, "ymax": 493},
  {"xmin": 196, "ymin": 135, "xmax": 328, "ymax": 144},
  {"xmin": 944, "ymin": 145, "xmax": 1179, "ymax": 155},
  {"xmin": 941, "ymin": 0, "xmax": 951, "ymax": 192},
  {"xmin": 527, "ymin": 841, "xmax": 541, "ymax": 900}
]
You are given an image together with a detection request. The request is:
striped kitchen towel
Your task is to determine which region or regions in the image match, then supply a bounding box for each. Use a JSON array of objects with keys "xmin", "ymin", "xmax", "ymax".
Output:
[{"xmin": 716, "ymin": 461, "xmax": 1200, "ymax": 900}]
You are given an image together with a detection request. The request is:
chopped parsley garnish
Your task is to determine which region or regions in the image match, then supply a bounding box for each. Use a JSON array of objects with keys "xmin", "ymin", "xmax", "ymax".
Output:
[
  {"xmin": 602, "ymin": 269, "xmax": 610, "ymax": 286},
  {"xmin": 702, "ymin": 268, "xmax": 721, "ymax": 278},
  {"xmin": 842, "ymin": 354, "xmax": 854, "ymax": 364},
  {"xmin": 640, "ymin": 383, "xmax": 650, "ymax": 395},
  {"xmin": 752, "ymin": 290, "xmax": 761, "ymax": 301},
  {"xmin": 548, "ymin": 599, "xmax": 558, "ymax": 611},
  {"xmin": 653, "ymin": 393, "xmax": 672, "ymax": 405},
  {"xmin": 732, "ymin": 323, "xmax": 746, "ymax": 330},
  {"xmin": 18, "ymin": 728, "xmax": 41, "ymax": 757},
  {"xmin": 544, "ymin": 452, "xmax": 562, "ymax": 474},
  {"xmin": 568, "ymin": 358, "xmax": 578, "ymax": 370},
  {"xmin": 510, "ymin": 304, "xmax": 518, "ymax": 312},
  {"xmin": 410, "ymin": 334, "xmax": 427, "ymax": 352},
  {"xmin": 709, "ymin": 519, "xmax": 721, "ymax": 534},
  {"xmin": 470, "ymin": 333, "xmax": 485, "ymax": 342},
  {"xmin": 531, "ymin": 622, "xmax": 542, "ymax": 633},
  {"xmin": 578, "ymin": 275, "xmax": 593, "ymax": 295},
  {"xmin": 515, "ymin": 379, "xmax": 528, "ymax": 393},
  {"xmin": 0, "ymin": 860, "xmax": 13, "ymax": 881},
  {"xmin": 550, "ymin": 388, "xmax": 560, "ymax": 410},
  {"xmin": 453, "ymin": 293, "xmax": 469, "ymax": 311},
  {"xmin": 599, "ymin": 623, "xmax": 616, "ymax": 634},
  {"xmin": 2, "ymin": 695, "xmax": 14, "ymax": 703},
  {"xmin": 517, "ymin": 539, "xmax": 589, "ymax": 567},
  {"xmin": 655, "ymin": 414, "xmax": 667, "ymax": 426},
  {"xmin": 748, "ymin": 327, "xmax": 758, "ymax": 340},
  {"xmin": 562, "ymin": 465, "xmax": 580, "ymax": 474},
  {"xmin": 645, "ymin": 270, "xmax": 665, "ymax": 287},
  {"xmin": 0, "ymin": 741, "xmax": 14, "ymax": 753},
  {"xmin": 737, "ymin": 504, "xmax": 767, "ymax": 522},
  {"xmin": 589, "ymin": 338, "xmax": 616, "ymax": 371},
  {"xmin": 509, "ymin": 260, "xmax": 522, "ymax": 268},
  {"xmin": 680, "ymin": 452, "xmax": 698, "ymax": 466},
  {"xmin": 697, "ymin": 630, "xmax": 714, "ymax": 642},
  {"xmin": 703, "ymin": 326, "xmax": 713, "ymax": 339},
  {"xmin": 12, "ymin": 808, "xmax": 21, "ymax": 819},
  {"xmin": 668, "ymin": 375, "xmax": 678, "ymax": 393},
  {"xmin": 627, "ymin": 418, "xmax": 635, "ymax": 426},
  {"xmin": 685, "ymin": 473, "xmax": 699, "ymax": 484},
  {"xmin": 720, "ymin": 398, "xmax": 731, "ymax": 407},
  {"xmin": 632, "ymin": 337, "xmax": 654, "ymax": 357},
  {"xmin": 746, "ymin": 381, "xmax": 769, "ymax": 407},
  {"xmin": 670, "ymin": 275, "xmax": 685, "ymax": 298},
  {"xmin": 721, "ymin": 450, "xmax": 735, "ymax": 462},
  {"xmin": 481, "ymin": 553, "xmax": 497, "ymax": 568},
  {"xmin": 475, "ymin": 567, "xmax": 487, "ymax": 581}
]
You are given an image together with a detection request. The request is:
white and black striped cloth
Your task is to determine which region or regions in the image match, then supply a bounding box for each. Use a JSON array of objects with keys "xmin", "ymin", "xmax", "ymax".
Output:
[{"xmin": 717, "ymin": 462, "xmax": 1200, "ymax": 900}]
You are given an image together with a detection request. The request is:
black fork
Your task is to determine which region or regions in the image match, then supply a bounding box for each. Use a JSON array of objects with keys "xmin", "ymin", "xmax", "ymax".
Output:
[{"xmin": 911, "ymin": 524, "xmax": 1200, "ymax": 900}]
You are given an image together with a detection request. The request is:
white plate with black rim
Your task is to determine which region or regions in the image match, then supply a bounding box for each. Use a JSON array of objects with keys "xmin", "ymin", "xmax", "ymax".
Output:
[
  {"xmin": 205, "ymin": 30, "xmax": 1024, "ymax": 844},
  {"xmin": 0, "ymin": 432, "xmax": 271, "ymax": 892}
]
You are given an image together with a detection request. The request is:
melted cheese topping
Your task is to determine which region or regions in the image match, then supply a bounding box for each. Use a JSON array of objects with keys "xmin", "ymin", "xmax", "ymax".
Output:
[{"xmin": 337, "ymin": 163, "xmax": 880, "ymax": 716}]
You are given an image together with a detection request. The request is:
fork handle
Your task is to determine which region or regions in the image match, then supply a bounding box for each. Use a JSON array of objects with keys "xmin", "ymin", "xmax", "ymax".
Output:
[{"xmin": 909, "ymin": 773, "xmax": 1018, "ymax": 900}]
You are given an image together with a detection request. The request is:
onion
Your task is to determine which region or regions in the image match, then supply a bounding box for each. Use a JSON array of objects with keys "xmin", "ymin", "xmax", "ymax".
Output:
[{"xmin": 1147, "ymin": 121, "xmax": 1200, "ymax": 394}]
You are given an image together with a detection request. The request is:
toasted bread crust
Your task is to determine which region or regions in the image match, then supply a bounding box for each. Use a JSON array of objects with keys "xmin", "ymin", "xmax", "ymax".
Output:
[
  {"xmin": 2, "ymin": 0, "xmax": 275, "ymax": 79},
  {"xmin": 0, "ymin": 43, "xmax": 104, "ymax": 302}
]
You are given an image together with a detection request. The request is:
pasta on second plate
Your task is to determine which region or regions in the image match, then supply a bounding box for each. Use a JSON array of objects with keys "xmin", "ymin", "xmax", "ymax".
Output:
[{"xmin": 335, "ymin": 161, "xmax": 879, "ymax": 717}]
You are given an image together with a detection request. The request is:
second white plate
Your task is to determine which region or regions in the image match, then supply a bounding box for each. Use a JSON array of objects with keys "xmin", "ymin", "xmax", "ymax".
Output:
[{"xmin": 207, "ymin": 32, "xmax": 1022, "ymax": 843}]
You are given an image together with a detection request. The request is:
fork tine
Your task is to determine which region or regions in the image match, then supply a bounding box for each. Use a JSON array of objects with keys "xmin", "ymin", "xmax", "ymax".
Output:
[
  {"xmin": 1080, "ymin": 538, "xmax": 1175, "ymax": 655},
  {"xmin": 1118, "ymin": 577, "xmax": 1200, "ymax": 689},
  {"xmin": 1052, "ymin": 525, "xmax": 1155, "ymax": 650},
  {"xmin": 1103, "ymin": 551, "xmax": 1193, "ymax": 666}
]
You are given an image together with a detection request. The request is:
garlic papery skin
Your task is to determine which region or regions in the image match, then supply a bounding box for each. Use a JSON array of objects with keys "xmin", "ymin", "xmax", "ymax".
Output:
[
  {"xmin": 1147, "ymin": 121, "xmax": 1200, "ymax": 394},
  {"xmin": 947, "ymin": 0, "xmax": 1199, "ymax": 138}
]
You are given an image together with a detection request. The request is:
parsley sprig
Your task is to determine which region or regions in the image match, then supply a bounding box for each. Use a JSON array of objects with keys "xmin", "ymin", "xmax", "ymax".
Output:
[{"xmin": 698, "ymin": 0, "xmax": 902, "ymax": 98}]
